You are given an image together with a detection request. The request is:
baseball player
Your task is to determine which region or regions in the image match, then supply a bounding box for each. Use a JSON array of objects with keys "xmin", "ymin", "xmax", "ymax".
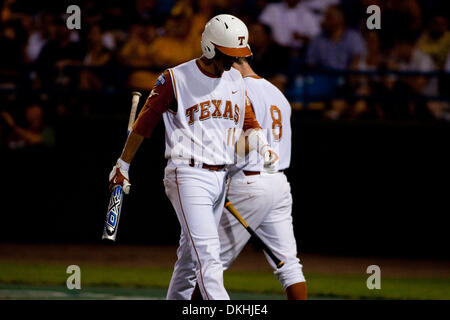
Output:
[
  {"xmin": 108, "ymin": 14, "xmax": 279, "ymax": 300},
  {"xmin": 170, "ymin": 58, "xmax": 307, "ymax": 300},
  {"xmin": 220, "ymin": 57, "xmax": 307, "ymax": 299}
]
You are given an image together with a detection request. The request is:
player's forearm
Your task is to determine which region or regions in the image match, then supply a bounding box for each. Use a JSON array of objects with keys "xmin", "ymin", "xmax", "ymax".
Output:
[{"xmin": 120, "ymin": 130, "xmax": 145, "ymax": 163}]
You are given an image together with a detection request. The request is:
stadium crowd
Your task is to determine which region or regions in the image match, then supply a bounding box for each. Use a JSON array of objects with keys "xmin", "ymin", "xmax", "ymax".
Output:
[{"xmin": 1, "ymin": 0, "xmax": 450, "ymax": 149}]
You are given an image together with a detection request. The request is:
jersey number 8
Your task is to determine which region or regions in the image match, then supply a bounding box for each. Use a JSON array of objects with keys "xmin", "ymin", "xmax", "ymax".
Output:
[{"xmin": 270, "ymin": 105, "xmax": 282, "ymax": 141}]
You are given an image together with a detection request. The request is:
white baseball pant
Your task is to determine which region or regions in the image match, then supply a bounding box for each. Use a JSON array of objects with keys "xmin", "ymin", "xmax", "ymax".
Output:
[
  {"xmin": 166, "ymin": 169, "xmax": 305, "ymax": 299},
  {"xmin": 220, "ymin": 170, "xmax": 305, "ymax": 289},
  {"xmin": 164, "ymin": 161, "xmax": 230, "ymax": 300}
]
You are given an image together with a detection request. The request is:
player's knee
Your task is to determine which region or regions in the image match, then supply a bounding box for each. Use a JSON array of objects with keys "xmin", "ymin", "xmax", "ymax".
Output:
[{"xmin": 274, "ymin": 260, "xmax": 305, "ymax": 290}]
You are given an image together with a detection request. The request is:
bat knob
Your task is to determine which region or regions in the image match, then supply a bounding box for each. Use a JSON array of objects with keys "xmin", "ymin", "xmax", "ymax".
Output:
[
  {"xmin": 123, "ymin": 181, "xmax": 131, "ymax": 194},
  {"xmin": 132, "ymin": 91, "xmax": 142, "ymax": 97}
]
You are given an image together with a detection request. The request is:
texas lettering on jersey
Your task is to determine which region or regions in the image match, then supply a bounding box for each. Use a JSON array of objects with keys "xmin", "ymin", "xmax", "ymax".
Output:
[
  {"xmin": 132, "ymin": 59, "xmax": 262, "ymax": 166},
  {"xmin": 185, "ymin": 100, "xmax": 240, "ymax": 125}
]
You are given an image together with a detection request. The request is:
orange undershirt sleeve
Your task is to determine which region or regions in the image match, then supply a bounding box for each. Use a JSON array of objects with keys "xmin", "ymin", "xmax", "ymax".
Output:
[
  {"xmin": 132, "ymin": 70, "xmax": 176, "ymax": 138},
  {"xmin": 243, "ymin": 94, "xmax": 262, "ymax": 131}
]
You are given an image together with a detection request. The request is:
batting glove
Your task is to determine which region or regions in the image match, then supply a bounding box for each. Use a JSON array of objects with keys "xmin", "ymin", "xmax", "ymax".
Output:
[
  {"xmin": 109, "ymin": 158, "xmax": 131, "ymax": 194},
  {"xmin": 262, "ymin": 148, "xmax": 279, "ymax": 174}
]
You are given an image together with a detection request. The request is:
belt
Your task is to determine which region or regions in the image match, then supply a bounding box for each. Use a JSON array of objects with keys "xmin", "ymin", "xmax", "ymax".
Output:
[
  {"xmin": 243, "ymin": 170, "xmax": 260, "ymax": 176},
  {"xmin": 189, "ymin": 159, "xmax": 225, "ymax": 171},
  {"xmin": 201, "ymin": 164, "xmax": 226, "ymax": 171},
  {"xmin": 243, "ymin": 169, "xmax": 285, "ymax": 176}
]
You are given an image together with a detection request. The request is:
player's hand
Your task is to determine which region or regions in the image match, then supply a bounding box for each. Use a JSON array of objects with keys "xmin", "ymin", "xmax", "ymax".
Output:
[
  {"xmin": 263, "ymin": 149, "xmax": 279, "ymax": 174},
  {"xmin": 109, "ymin": 159, "xmax": 131, "ymax": 194}
]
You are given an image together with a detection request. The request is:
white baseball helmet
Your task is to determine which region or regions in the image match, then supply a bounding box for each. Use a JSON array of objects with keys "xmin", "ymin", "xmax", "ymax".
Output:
[{"xmin": 201, "ymin": 14, "xmax": 252, "ymax": 59}]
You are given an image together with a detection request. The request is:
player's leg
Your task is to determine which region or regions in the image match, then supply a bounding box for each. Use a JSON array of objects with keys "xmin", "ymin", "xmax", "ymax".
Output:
[
  {"xmin": 219, "ymin": 172, "xmax": 273, "ymax": 269},
  {"xmin": 164, "ymin": 166, "xmax": 229, "ymax": 300},
  {"xmin": 189, "ymin": 180, "xmax": 230, "ymax": 301},
  {"xmin": 166, "ymin": 229, "xmax": 196, "ymax": 300},
  {"xmin": 256, "ymin": 173, "xmax": 307, "ymax": 300}
]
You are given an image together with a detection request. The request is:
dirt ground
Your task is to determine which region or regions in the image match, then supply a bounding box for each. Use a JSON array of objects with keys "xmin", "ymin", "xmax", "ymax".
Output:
[{"xmin": 0, "ymin": 243, "xmax": 449, "ymax": 278}]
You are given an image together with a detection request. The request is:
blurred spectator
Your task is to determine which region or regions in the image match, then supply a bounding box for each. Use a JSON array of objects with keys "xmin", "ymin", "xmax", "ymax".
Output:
[
  {"xmin": 238, "ymin": 0, "xmax": 270, "ymax": 23},
  {"xmin": 118, "ymin": 23, "xmax": 158, "ymax": 89},
  {"xmin": 339, "ymin": 0, "xmax": 373, "ymax": 30},
  {"xmin": 302, "ymin": 0, "xmax": 340, "ymax": 20},
  {"xmin": 0, "ymin": 21, "xmax": 26, "ymax": 88},
  {"xmin": 79, "ymin": 25, "xmax": 112, "ymax": 91},
  {"xmin": 36, "ymin": 19, "xmax": 84, "ymax": 89},
  {"xmin": 356, "ymin": 30, "xmax": 383, "ymax": 72},
  {"xmin": 382, "ymin": 36, "xmax": 437, "ymax": 120},
  {"xmin": 135, "ymin": 0, "xmax": 165, "ymax": 25},
  {"xmin": 395, "ymin": 0, "xmax": 423, "ymax": 37},
  {"xmin": 118, "ymin": 24, "xmax": 155, "ymax": 67},
  {"xmin": 306, "ymin": 5, "xmax": 366, "ymax": 70},
  {"xmin": 0, "ymin": 104, "xmax": 55, "ymax": 149},
  {"xmin": 24, "ymin": 13, "xmax": 53, "ymax": 63},
  {"xmin": 418, "ymin": 16, "xmax": 450, "ymax": 70},
  {"xmin": 102, "ymin": 1, "xmax": 135, "ymax": 31},
  {"xmin": 342, "ymin": 30, "xmax": 384, "ymax": 120},
  {"xmin": 380, "ymin": 0, "xmax": 423, "ymax": 49},
  {"xmin": 305, "ymin": 5, "xmax": 367, "ymax": 120},
  {"xmin": 388, "ymin": 36, "xmax": 436, "ymax": 95},
  {"xmin": 189, "ymin": 0, "xmax": 216, "ymax": 45},
  {"xmin": 149, "ymin": 4, "xmax": 202, "ymax": 68},
  {"xmin": 248, "ymin": 22, "xmax": 290, "ymax": 78},
  {"xmin": 259, "ymin": 0, "xmax": 320, "ymax": 50},
  {"xmin": 356, "ymin": 29, "xmax": 386, "ymax": 119}
]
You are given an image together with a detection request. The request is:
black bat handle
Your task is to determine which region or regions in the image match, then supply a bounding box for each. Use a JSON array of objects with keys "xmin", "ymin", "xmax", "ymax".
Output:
[{"xmin": 246, "ymin": 225, "xmax": 284, "ymax": 269}]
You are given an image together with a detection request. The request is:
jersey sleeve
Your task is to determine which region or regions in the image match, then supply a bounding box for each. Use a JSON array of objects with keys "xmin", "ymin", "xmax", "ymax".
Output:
[
  {"xmin": 132, "ymin": 70, "xmax": 176, "ymax": 138},
  {"xmin": 243, "ymin": 94, "xmax": 262, "ymax": 131}
]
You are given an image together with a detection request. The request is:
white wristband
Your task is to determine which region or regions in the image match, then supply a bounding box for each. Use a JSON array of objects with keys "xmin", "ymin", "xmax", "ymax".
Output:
[{"xmin": 117, "ymin": 158, "xmax": 130, "ymax": 171}]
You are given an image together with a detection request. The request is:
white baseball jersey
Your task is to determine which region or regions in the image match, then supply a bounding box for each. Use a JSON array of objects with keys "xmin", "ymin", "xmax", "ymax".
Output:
[
  {"xmin": 163, "ymin": 59, "xmax": 246, "ymax": 166},
  {"xmin": 239, "ymin": 76, "xmax": 292, "ymax": 172}
]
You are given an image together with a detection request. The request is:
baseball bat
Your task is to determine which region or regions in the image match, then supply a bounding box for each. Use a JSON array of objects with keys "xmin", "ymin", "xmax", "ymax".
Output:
[
  {"xmin": 224, "ymin": 197, "xmax": 285, "ymax": 269},
  {"xmin": 102, "ymin": 91, "xmax": 142, "ymax": 241}
]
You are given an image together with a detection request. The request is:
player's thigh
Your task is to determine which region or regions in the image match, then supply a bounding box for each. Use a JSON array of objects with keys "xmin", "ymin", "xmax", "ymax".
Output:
[
  {"xmin": 225, "ymin": 174, "xmax": 272, "ymax": 227},
  {"xmin": 218, "ymin": 208, "xmax": 251, "ymax": 269},
  {"xmin": 164, "ymin": 167, "xmax": 219, "ymax": 237},
  {"xmin": 257, "ymin": 176, "xmax": 298, "ymax": 261},
  {"xmin": 219, "ymin": 175, "xmax": 273, "ymax": 268}
]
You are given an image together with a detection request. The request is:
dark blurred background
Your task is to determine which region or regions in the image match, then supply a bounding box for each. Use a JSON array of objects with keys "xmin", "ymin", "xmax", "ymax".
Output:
[{"xmin": 0, "ymin": 0, "xmax": 449, "ymax": 259}]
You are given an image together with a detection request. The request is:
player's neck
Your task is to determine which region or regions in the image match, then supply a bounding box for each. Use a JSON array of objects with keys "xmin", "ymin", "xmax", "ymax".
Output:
[{"xmin": 197, "ymin": 57, "xmax": 224, "ymax": 77}]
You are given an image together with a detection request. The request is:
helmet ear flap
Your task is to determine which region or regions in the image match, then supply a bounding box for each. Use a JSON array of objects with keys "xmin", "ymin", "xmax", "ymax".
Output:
[{"xmin": 201, "ymin": 38, "xmax": 215, "ymax": 59}]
